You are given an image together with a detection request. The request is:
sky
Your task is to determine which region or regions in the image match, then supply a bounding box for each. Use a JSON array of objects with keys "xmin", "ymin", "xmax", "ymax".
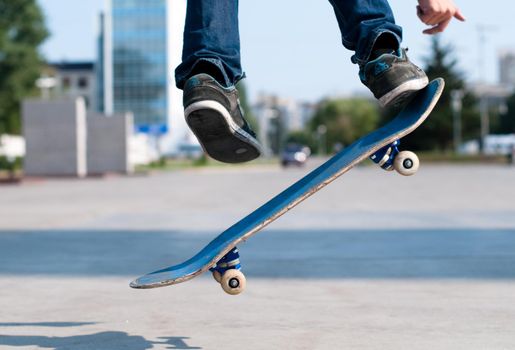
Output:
[{"xmin": 38, "ymin": 0, "xmax": 513, "ymax": 102}]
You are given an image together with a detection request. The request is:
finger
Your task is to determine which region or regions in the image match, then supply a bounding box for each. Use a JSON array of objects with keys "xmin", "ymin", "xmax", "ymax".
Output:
[
  {"xmin": 454, "ymin": 9, "xmax": 466, "ymax": 21},
  {"xmin": 423, "ymin": 26, "xmax": 440, "ymax": 35},
  {"xmin": 417, "ymin": 5, "xmax": 436, "ymax": 24},
  {"xmin": 429, "ymin": 8, "xmax": 459, "ymax": 26},
  {"xmin": 416, "ymin": 5, "xmax": 425, "ymax": 19},
  {"xmin": 424, "ymin": 13, "xmax": 445, "ymax": 26},
  {"xmin": 436, "ymin": 17, "xmax": 452, "ymax": 32},
  {"xmin": 423, "ymin": 18, "xmax": 451, "ymax": 35},
  {"xmin": 419, "ymin": 11, "xmax": 438, "ymax": 25}
]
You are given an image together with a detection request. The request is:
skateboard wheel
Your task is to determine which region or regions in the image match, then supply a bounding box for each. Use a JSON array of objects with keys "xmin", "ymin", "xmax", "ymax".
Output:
[
  {"xmin": 212, "ymin": 270, "xmax": 222, "ymax": 284},
  {"xmin": 394, "ymin": 151, "xmax": 419, "ymax": 176},
  {"xmin": 221, "ymin": 269, "xmax": 246, "ymax": 295}
]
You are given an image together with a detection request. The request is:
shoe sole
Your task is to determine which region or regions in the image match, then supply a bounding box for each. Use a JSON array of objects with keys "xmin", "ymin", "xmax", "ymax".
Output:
[
  {"xmin": 185, "ymin": 100, "xmax": 262, "ymax": 163},
  {"xmin": 379, "ymin": 77, "xmax": 429, "ymax": 108}
]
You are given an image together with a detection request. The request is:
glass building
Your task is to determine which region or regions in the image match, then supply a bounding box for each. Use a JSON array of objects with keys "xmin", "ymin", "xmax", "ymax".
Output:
[
  {"xmin": 499, "ymin": 50, "xmax": 515, "ymax": 87},
  {"xmin": 99, "ymin": 0, "xmax": 187, "ymax": 151},
  {"xmin": 111, "ymin": 0, "xmax": 168, "ymax": 133}
]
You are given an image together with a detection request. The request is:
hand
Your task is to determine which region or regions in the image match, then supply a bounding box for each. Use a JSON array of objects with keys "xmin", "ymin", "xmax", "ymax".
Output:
[{"xmin": 417, "ymin": 0, "xmax": 465, "ymax": 34}]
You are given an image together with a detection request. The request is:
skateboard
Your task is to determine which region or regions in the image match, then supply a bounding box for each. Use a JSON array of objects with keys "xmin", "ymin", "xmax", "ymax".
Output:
[{"xmin": 131, "ymin": 78, "xmax": 444, "ymax": 295}]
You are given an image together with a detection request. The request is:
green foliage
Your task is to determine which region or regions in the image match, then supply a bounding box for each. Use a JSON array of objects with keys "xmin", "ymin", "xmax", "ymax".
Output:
[
  {"xmin": 193, "ymin": 154, "xmax": 208, "ymax": 166},
  {"xmin": 236, "ymin": 81, "xmax": 259, "ymax": 133},
  {"xmin": 0, "ymin": 0, "xmax": 48, "ymax": 134},
  {"xmin": 0, "ymin": 155, "xmax": 22, "ymax": 171},
  {"xmin": 423, "ymin": 36, "xmax": 480, "ymax": 150},
  {"xmin": 286, "ymin": 130, "xmax": 316, "ymax": 151},
  {"xmin": 268, "ymin": 109, "xmax": 286, "ymax": 155},
  {"xmin": 497, "ymin": 93, "xmax": 515, "ymax": 134},
  {"xmin": 309, "ymin": 98, "xmax": 379, "ymax": 153},
  {"xmin": 382, "ymin": 36, "xmax": 479, "ymax": 151}
]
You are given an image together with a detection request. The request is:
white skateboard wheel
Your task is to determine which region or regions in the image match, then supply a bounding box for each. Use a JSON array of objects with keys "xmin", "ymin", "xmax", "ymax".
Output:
[
  {"xmin": 394, "ymin": 151, "xmax": 419, "ymax": 176},
  {"xmin": 212, "ymin": 270, "xmax": 222, "ymax": 284},
  {"xmin": 221, "ymin": 269, "xmax": 246, "ymax": 295}
]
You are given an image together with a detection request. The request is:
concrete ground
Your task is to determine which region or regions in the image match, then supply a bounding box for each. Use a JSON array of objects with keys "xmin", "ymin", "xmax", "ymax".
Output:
[{"xmin": 1, "ymin": 161, "xmax": 515, "ymax": 349}]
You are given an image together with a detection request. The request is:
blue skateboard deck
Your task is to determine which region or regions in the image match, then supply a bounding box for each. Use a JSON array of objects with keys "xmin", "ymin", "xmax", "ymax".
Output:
[{"xmin": 131, "ymin": 78, "xmax": 444, "ymax": 290}]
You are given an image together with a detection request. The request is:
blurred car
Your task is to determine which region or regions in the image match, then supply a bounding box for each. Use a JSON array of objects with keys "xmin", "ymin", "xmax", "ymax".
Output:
[{"xmin": 281, "ymin": 143, "xmax": 311, "ymax": 167}]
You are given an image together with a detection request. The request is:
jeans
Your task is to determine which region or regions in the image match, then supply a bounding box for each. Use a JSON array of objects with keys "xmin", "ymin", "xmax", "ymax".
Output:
[{"xmin": 175, "ymin": 0, "xmax": 402, "ymax": 89}]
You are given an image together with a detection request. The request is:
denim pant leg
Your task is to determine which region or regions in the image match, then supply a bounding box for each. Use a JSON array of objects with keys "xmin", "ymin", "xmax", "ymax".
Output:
[
  {"xmin": 328, "ymin": 0, "xmax": 403, "ymax": 66},
  {"xmin": 175, "ymin": 0, "xmax": 242, "ymax": 89}
]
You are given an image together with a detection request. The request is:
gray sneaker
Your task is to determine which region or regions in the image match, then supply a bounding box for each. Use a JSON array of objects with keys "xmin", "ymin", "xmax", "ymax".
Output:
[
  {"xmin": 360, "ymin": 48, "xmax": 429, "ymax": 108},
  {"xmin": 183, "ymin": 74, "xmax": 262, "ymax": 163}
]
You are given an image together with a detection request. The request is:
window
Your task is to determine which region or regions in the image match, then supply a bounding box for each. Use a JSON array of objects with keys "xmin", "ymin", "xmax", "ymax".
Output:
[
  {"xmin": 78, "ymin": 77, "xmax": 89, "ymax": 88},
  {"xmin": 62, "ymin": 77, "xmax": 71, "ymax": 89}
]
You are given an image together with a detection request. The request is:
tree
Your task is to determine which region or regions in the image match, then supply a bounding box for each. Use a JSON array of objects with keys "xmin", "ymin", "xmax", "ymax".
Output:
[
  {"xmin": 286, "ymin": 129, "xmax": 316, "ymax": 152},
  {"xmin": 423, "ymin": 36, "xmax": 480, "ymax": 151},
  {"xmin": 0, "ymin": 0, "xmax": 48, "ymax": 134},
  {"xmin": 381, "ymin": 36, "xmax": 479, "ymax": 151},
  {"xmin": 497, "ymin": 93, "xmax": 515, "ymax": 134},
  {"xmin": 236, "ymin": 81, "xmax": 259, "ymax": 133},
  {"xmin": 309, "ymin": 98, "xmax": 379, "ymax": 154}
]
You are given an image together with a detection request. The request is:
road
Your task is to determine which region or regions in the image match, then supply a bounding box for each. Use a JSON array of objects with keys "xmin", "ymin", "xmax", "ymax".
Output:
[{"xmin": 1, "ymin": 162, "xmax": 515, "ymax": 349}]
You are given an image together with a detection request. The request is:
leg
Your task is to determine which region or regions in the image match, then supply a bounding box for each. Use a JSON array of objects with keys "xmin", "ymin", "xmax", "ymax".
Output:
[
  {"xmin": 175, "ymin": 0, "xmax": 243, "ymax": 89},
  {"xmin": 328, "ymin": 0, "xmax": 402, "ymax": 65},
  {"xmin": 328, "ymin": 0, "xmax": 428, "ymax": 107},
  {"xmin": 175, "ymin": 0, "xmax": 261, "ymax": 163}
]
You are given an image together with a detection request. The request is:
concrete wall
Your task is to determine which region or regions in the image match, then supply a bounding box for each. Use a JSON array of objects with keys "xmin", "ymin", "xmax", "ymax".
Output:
[
  {"xmin": 87, "ymin": 112, "xmax": 133, "ymax": 175},
  {"xmin": 23, "ymin": 98, "xmax": 135, "ymax": 177},
  {"xmin": 22, "ymin": 98, "xmax": 87, "ymax": 177}
]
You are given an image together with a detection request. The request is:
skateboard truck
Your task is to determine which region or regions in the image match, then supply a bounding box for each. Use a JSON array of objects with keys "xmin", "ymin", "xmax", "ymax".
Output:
[
  {"xmin": 209, "ymin": 247, "xmax": 247, "ymax": 295},
  {"xmin": 370, "ymin": 139, "xmax": 420, "ymax": 176}
]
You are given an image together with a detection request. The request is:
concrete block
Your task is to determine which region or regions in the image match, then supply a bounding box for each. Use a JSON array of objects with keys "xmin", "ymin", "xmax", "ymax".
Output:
[
  {"xmin": 22, "ymin": 98, "xmax": 87, "ymax": 177},
  {"xmin": 87, "ymin": 112, "xmax": 133, "ymax": 175}
]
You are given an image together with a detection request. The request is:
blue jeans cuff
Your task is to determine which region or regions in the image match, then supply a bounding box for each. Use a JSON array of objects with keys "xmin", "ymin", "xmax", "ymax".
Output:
[
  {"xmin": 175, "ymin": 57, "xmax": 245, "ymax": 89},
  {"xmin": 351, "ymin": 29, "xmax": 402, "ymax": 66}
]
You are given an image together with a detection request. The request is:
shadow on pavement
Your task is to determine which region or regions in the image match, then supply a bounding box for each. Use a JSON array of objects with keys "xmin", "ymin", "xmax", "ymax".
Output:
[
  {"xmin": 0, "ymin": 329, "xmax": 202, "ymax": 349},
  {"xmin": 0, "ymin": 322, "xmax": 96, "ymax": 327},
  {"xmin": 1, "ymin": 228, "xmax": 515, "ymax": 279}
]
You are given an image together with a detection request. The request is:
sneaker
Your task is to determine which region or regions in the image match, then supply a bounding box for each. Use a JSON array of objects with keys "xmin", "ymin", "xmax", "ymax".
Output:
[
  {"xmin": 183, "ymin": 74, "xmax": 262, "ymax": 163},
  {"xmin": 359, "ymin": 48, "xmax": 429, "ymax": 108}
]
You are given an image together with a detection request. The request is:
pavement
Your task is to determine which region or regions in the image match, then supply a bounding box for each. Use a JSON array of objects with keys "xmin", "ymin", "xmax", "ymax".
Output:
[{"xmin": 1, "ymin": 161, "xmax": 515, "ymax": 349}]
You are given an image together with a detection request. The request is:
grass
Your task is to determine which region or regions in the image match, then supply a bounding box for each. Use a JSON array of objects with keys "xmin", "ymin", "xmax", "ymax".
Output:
[
  {"xmin": 136, "ymin": 156, "xmax": 280, "ymax": 172},
  {"xmin": 3, "ymin": 153, "xmax": 511, "ymax": 179},
  {"xmin": 138, "ymin": 152, "xmax": 514, "ymax": 173},
  {"xmin": 417, "ymin": 152, "xmax": 512, "ymax": 164}
]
